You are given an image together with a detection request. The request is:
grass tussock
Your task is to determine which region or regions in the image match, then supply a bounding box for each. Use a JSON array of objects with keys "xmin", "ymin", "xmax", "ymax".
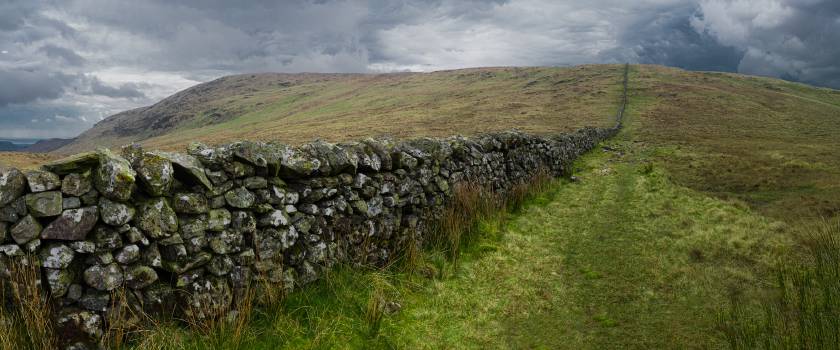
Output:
[
  {"xmin": 0, "ymin": 256, "xmax": 55, "ymax": 350},
  {"xmin": 719, "ymin": 218, "xmax": 840, "ymax": 350},
  {"xmin": 431, "ymin": 169, "xmax": 555, "ymax": 264}
]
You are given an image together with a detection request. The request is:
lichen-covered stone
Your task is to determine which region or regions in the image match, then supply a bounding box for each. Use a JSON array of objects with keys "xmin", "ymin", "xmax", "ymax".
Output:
[
  {"xmin": 161, "ymin": 251, "xmax": 211, "ymax": 274},
  {"xmin": 153, "ymin": 151, "xmax": 213, "ymax": 190},
  {"xmin": 25, "ymin": 191, "xmax": 63, "ymax": 217},
  {"xmin": 258, "ymin": 209, "xmax": 290, "ymax": 227},
  {"xmin": 99, "ymin": 197, "xmax": 135, "ymax": 226},
  {"xmin": 24, "ymin": 170, "xmax": 61, "ymax": 192},
  {"xmin": 45, "ymin": 268, "xmax": 74, "ymax": 297},
  {"xmin": 124, "ymin": 265, "xmax": 158, "ymax": 289},
  {"xmin": 208, "ymin": 255, "xmax": 234, "ymax": 276},
  {"xmin": 61, "ymin": 171, "xmax": 93, "ymax": 197},
  {"xmin": 55, "ymin": 308, "xmax": 103, "ymax": 345},
  {"xmin": 44, "ymin": 152, "xmax": 100, "ymax": 174},
  {"xmin": 94, "ymin": 149, "xmax": 136, "ymax": 201},
  {"xmin": 134, "ymin": 198, "xmax": 178, "ymax": 238},
  {"xmin": 208, "ymin": 230, "xmax": 242, "ymax": 254},
  {"xmin": 11, "ymin": 215, "xmax": 41, "ymax": 244},
  {"xmin": 40, "ymin": 243, "xmax": 75, "ymax": 268},
  {"xmin": 133, "ymin": 152, "xmax": 174, "ymax": 196},
  {"xmin": 207, "ymin": 208, "xmax": 231, "ymax": 231},
  {"xmin": 224, "ymin": 187, "xmax": 255, "ymax": 209},
  {"xmin": 230, "ymin": 211, "xmax": 256, "ymax": 235},
  {"xmin": 79, "ymin": 188, "xmax": 99, "ymax": 206},
  {"xmin": 83, "ymin": 263, "xmax": 124, "ymax": 291},
  {"xmin": 0, "ymin": 222, "xmax": 6, "ymax": 242},
  {"xmin": 92, "ymin": 226, "xmax": 123, "ymax": 251},
  {"xmin": 41, "ymin": 207, "xmax": 99, "ymax": 241},
  {"xmin": 280, "ymin": 147, "xmax": 321, "ymax": 178},
  {"xmin": 69, "ymin": 241, "xmax": 96, "ymax": 254},
  {"xmin": 114, "ymin": 244, "xmax": 140, "ymax": 264},
  {"xmin": 171, "ymin": 192, "xmax": 208, "ymax": 214}
]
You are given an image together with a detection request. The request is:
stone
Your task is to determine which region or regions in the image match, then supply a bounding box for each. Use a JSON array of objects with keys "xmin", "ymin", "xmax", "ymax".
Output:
[
  {"xmin": 41, "ymin": 207, "xmax": 99, "ymax": 241},
  {"xmin": 11, "ymin": 215, "xmax": 42, "ymax": 244},
  {"xmin": 69, "ymin": 241, "xmax": 96, "ymax": 254},
  {"xmin": 280, "ymin": 147, "xmax": 321, "ymax": 178},
  {"xmin": 80, "ymin": 291, "xmax": 110, "ymax": 312},
  {"xmin": 63, "ymin": 196, "xmax": 81, "ymax": 209},
  {"xmin": 25, "ymin": 191, "xmax": 62, "ymax": 217},
  {"xmin": 171, "ymin": 192, "xmax": 208, "ymax": 214},
  {"xmin": 66, "ymin": 284, "xmax": 83, "ymax": 301},
  {"xmin": 162, "ymin": 251, "xmax": 211, "ymax": 274},
  {"xmin": 133, "ymin": 152, "xmax": 174, "ymax": 196},
  {"xmin": 224, "ymin": 187, "xmax": 255, "ymax": 209},
  {"xmin": 207, "ymin": 209, "xmax": 231, "ymax": 231},
  {"xmin": 124, "ymin": 227, "xmax": 146, "ymax": 245},
  {"xmin": 134, "ymin": 198, "xmax": 178, "ymax": 238},
  {"xmin": 40, "ymin": 243, "xmax": 75, "ymax": 268},
  {"xmin": 205, "ymin": 170, "xmax": 228, "ymax": 185},
  {"xmin": 0, "ymin": 244, "xmax": 23, "ymax": 256},
  {"xmin": 152, "ymin": 151, "xmax": 213, "ymax": 190},
  {"xmin": 45, "ymin": 268, "xmax": 74, "ymax": 297},
  {"xmin": 179, "ymin": 215, "xmax": 207, "ymax": 238},
  {"xmin": 207, "ymin": 255, "xmax": 234, "ymax": 276},
  {"xmin": 44, "ymin": 152, "xmax": 99, "ymax": 174},
  {"xmin": 94, "ymin": 149, "xmax": 136, "ymax": 201},
  {"xmin": 79, "ymin": 188, "xmax": 99, "ymax": 206},
  {"xmin": 83, "ymin": 263, "xmax": 124, "ymax": 291},
  {"xmin": 55, "ymin": 308, "xmax": 103, "ymax": 344},
  {"xmin": 95, "ymin": 252, "xmax": 113, "ymax": 264},
  {"xmin": 142, "ymin": 244, "xmax": 162, "ymax": 268},
  {"xmin": 114, "ymin": 244, "xmax": 140, "ymax": 264},
  {"xmin": 92, "ymin": 226, "xmax": 123, "ymax": 251},
  {"xmin": 230, "ymin": 211, "xmax": 256, "ymax": 234},
  {"xmin": 208, "ymin": 230, "xmax": 242, "ymax": 254},
  {"xmin": 0, "ymin": 205, "xmax": 18, "ymax": 223},
  {"xmin": 24, "ymin": 170, "xmax": 60, "ymax": 192},
  {"xmin": 99, "ymin": 197, "xmax": 135, "ymax": 226},
  {"xmin": 0, "ymin": 222, "xmax": 5, "ymax": 242},
  {"xmin": 243, "ymin": 176, "xmax": 268, "ymax": 189},
  {"xmin": 24, "ymin": 238, "xmax": 40, "ymax": 253},
  {"xmin": 159, "ymin": 243, "xmax": 187, "ymax": 262},
  {"xmin": 61, "ymin": 172, "xmax": 93, "ymax": 197},
  {"xmin": 0, "ymin": 167, "xmax": 27, "ymax": 207},
  {"xmin": 258, "ymin": 209, "xmax": 290, "ymax": 227},
  {"xmin": 124, "ymin": 265, "xmax": 158, "ymax": 289}
]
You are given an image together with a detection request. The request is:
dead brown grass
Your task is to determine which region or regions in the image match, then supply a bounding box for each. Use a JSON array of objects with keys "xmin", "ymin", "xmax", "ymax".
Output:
[{"xmin": 0, "ymin": 256, "xmax": 56, "ymax": 350}]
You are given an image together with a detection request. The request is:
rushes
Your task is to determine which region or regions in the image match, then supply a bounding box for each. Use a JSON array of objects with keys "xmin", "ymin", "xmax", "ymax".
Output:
[
  {"xmin": 0, "ymin": 256, "xmax": 56, "ymax": 350},
  {"xmin": 431, "ymin": 169, "xmax": 555, "ymax": 265},
  {"xmin": 719, "ymin": 218, "xmax": 840, "ymax": 349}
]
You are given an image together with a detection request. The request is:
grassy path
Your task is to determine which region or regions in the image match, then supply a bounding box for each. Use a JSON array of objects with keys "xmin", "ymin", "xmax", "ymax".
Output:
[{"xmin": 378, "ymin": 113, "xmax": 789, "ymax": 349}]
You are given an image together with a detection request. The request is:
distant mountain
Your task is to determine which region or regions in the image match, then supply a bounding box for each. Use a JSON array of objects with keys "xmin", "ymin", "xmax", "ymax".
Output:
[
  {"xmin": 22, "ymin": 138, "xmax": 73, "ymax": 153},
  {"xmin": 0, "ymin": 141, "xmax": 27, "ymax": 152}
]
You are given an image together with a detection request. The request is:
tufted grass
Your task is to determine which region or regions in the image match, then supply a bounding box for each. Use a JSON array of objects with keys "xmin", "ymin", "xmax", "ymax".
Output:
[{"xmin": 0, "ymin": 256, "xmax": 55, "ymax": 350}]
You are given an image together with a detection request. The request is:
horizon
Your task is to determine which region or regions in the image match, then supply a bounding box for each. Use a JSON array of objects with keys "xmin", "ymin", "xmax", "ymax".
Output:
[{"xmin": 2, "ymin": 0, "xmax": 839, "ymax": 139}]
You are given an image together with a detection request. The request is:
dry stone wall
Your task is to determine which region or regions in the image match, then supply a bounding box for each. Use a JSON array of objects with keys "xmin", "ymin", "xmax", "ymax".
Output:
[{"xmin": 0, "ymin": 126, "xmax": 618, "ymax": 348}]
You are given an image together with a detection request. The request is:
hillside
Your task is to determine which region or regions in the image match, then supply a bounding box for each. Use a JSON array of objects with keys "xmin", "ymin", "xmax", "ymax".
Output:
[{"xmin": 55, "ymin": 65, "xmax": 624, "ymax": 154}]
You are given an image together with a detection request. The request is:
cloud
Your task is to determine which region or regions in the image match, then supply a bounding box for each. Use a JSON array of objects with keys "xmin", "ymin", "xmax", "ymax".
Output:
[
  {"xmin": 692, "ymin": 0, "xmax": 840, "ymax": 88},
  {"xmin": 0, "ymin": 69, "xmax": 71, "ymax": 106}
]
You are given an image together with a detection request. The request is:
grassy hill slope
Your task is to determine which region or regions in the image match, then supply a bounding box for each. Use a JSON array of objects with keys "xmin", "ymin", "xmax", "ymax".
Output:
[{"xmin": 55, "ymin": 65, "xmax": 624, "ymax": 154}]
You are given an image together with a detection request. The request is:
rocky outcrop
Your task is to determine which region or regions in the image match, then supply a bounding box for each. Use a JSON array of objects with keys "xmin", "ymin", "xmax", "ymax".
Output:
[{"xmin": 0, "ymin": 126, "xmax": 619, "ymax": 348}]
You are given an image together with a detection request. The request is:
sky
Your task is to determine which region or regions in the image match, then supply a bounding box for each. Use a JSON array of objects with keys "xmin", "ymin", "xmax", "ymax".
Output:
[{"xmin": 1, "ymin": 0, "xmax": 838, "ymax": 139}]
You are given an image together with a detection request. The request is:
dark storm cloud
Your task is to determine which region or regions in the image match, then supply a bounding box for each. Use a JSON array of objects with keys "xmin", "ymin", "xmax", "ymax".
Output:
[
  {"xmin": 1, "ymin": 0, "xmax": 839, "ymax": 138},
  {"xmin": 0, "ymin": 69, "xmax": 70, "ymax": 106}
]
